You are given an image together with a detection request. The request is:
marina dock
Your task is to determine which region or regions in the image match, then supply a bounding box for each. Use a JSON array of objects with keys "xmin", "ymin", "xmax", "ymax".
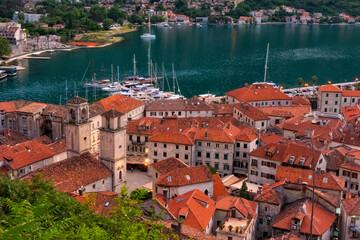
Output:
[{"xmin": 24, "ymin": 56, "xmax": 51, "ymax": 60}]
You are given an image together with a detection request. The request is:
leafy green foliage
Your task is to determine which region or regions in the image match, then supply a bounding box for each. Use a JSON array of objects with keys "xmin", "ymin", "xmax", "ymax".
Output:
[
  {"xmin": 207, "ymin": 164, "xmax": 218, "ymax": 174},
  {"xmin": 0, "ymin": 36, "xmax": 11, "ymax": 57},
  {"xmin": 103, "ymin": 18, "xmax": 115, "ymax": 30},
  {"xmin": 0, "ymin": 175, "xmax": 169, "ymax": 239},
  {"xmin": 130, "ymin": 188, "xmax": 152, "ymax": 201}
]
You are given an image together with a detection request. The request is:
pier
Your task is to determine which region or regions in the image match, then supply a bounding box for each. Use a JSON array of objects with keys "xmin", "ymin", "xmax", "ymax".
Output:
[
  {"xmin": 281, "ymin": 81, "xmax": 358, "ymax": 92},
  {"xmin": 24, "ymin": 56, "xmax": 51, "ymax": 60}
]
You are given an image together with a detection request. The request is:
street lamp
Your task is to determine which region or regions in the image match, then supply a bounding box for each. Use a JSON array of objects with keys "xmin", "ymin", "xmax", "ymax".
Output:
[
  {"xmin": 304, "ymin": 83, "xmax": 309, "ymax": 87},
  {"xmin": 328, "ymin": 80, "xmax": 332, "ymax": 84}
]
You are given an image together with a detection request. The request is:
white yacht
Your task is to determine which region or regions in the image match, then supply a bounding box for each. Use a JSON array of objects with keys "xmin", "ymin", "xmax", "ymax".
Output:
[{"xmin": 141, "ymin": 11, "xmax": 156, "ymax": 39}]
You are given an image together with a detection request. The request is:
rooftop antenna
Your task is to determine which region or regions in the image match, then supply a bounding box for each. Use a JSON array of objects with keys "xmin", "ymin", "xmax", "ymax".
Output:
[{"xmin": 263, "ymin": 43, "xmax": 269, "ymax": 83}]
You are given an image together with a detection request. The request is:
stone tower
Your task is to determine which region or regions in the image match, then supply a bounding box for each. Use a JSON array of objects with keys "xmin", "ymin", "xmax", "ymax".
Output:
[
  {"xmin": 65, "ymin": 96, "xmax": 92, "ymax": 158},
  {"xmin": 99, "ymin": 109, "xmax": 127, "ymax": 193}
]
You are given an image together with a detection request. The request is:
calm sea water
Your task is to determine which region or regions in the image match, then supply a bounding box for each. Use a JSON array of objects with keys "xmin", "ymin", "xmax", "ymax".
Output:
[{"xmin": 1, "ymin": 24, "xmax": 360, "ymax": 104}]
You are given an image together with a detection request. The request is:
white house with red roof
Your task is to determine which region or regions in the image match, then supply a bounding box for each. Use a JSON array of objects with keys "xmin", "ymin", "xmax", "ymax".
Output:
[
  {"xmin": 226, "ymin": 83, "xmax": 292, "ymax": 107},
  {"xmin": 339, "ymin": 149, "xmax": 360, "ymax": 198},
  {"xmin": 340, "ymin": 197, "xmax": 360, "ymax": 239}
]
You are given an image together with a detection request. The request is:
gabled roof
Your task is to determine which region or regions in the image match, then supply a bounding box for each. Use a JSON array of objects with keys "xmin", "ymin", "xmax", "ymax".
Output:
[
  {"xmin": 342, "ymin": 197, "xmax": 360, "ymax": 216},
  {"xmin": 260, "ymin": 133, "xmax": 285, "ymax": 145},
  {"xmin": 71, "ymin": 191, "xmax": 118, "ymax": 216},
  {"xmin": 292, "ymin": 96, "xmax": 311, "ymax": 106},
  {"xmin": 166, "ymin": 189, "xmax": 216, "ymax": 231},
  {"xmin": 250, "ymin": 141, "xmax": 321, "ymax": 169},
  {"xmin": 212, "ymin": 174, "xmax": 228, "ymax": 199},
  {"xmin": 275, "ymin": 166, "xmax": 345, "ymax": 191},
  {"xmin": 226, "ymin": 83, "xmax": 292, "ymax": 102},
  {"xmin": 340, "ymin": 162, "xmax": 360, "ymax": 172},
  {"xmin": 101, "ymin": 109, "xmax": 123, "ymax": 118},
  {"xmin": 235, "ymin": 127, "xmax": 258, "ymax": 142},
  {"xmin": 323, "ymin": 150, "xmax": 345, "ymax": 172},
  {"xmin": 318, "ymin": 84, "xmax": 342, "ymax": 93},
  {"xmin": 341, "ymin": 90, "xmax": 360, "ymax": 97},
  {"xmin": 215, "ymin": 195, "xmax": 257, "ymax": 218},
  {"xmin": 0, "ymin": 130, "xmax": 28, "ymax": 146},
  {"xmin": 92, "ymin": 94, "xmax": 144, "ymax": 115},
  {"xmin": 156, "ymin": 165, "xmax": 213, "ymax": 187},
  {"xmin": 259, "ymin": 105, "xmax": 311, "ymax": 119},
  {"xmin": 272, "ymin": 198, "xmax": 336, "ymax": 235},
  {"xmin": 254, "ymin": 182, "xmax": 284, "ymax": 205},
  {"xmin": 211, "ymin": 104, "xmax": 234, "ymax": 115},
  {"xmin": 151, "ymin": 157, "xmax": 189, "ymax": 175},
  {"xmin": 145, "ymin": 96, "xmax": 214, "ymax": 112},
  {"xmin": 23, "ymin": 152, "xmax": 112, "ymax": 193},
  {"xmin": 234, "ymin": 102, "xmax": 270, "ymax": 121}
]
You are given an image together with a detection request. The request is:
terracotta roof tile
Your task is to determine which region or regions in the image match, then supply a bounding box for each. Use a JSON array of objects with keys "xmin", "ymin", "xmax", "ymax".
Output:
[
  {"xmin": 340, "ymin": 162, "xmax": 360, "ymax": 172},
  {"xmin": 272, "ymin": 198, "xmax": 336, "ymax": 235},
  {"xmin": 71, "ymin": 191, "xmax": 118, "ymax": 216},
  {"xmin": 0, "ymin": 130, "xmax": 28, "ymax": 146},
  {"xmin": 67, "ymin": 96, "xmax": 88, "ymax": 104},
  {"xmin": 342, "ymin": 90, "xmax": 360, "ymax": 97},
  {"xmin": 0, "ymin": 101, "xmax": 17, "ymax": 112},
  {"xmin": 211, "ymin": 104, "xmax": 234, "ymax": 115},
  {"xmin": 101, "ymin": 109, "xmax": 123, "ymax": 118},
  {"xmin": 275, "ymin": 166, "xmax": 345, "ymax": 191},
  {"xmin": 146, "ymin": 96, "xmax": 214, "ymax": 112},
  {"xmin": 92, "ymin": 94, "xmax": 145, "ymax": 115},
  {"xmin": 260, "ymin": 133, "xmax": 285, "ymax": 145},
  {"xmin": 17, "ymin": 102, "xmax": 47, "ymax": 113},
  {"xmin": 259, "ymin": 105, "xmax": 311, "ymax": 119},
  {"xmin": 270, "ymin": 233, "xmax": 300, "ymax": 240},
  {"xmin": 151, "ymin": 157, "xmax": 189, "ymax": 175},
  {"xmin": 318, "ymin": 84, "xmax": 342, "ymax": 92},
  {"xmin": 254, "ymin": 183, "xmax": 284, "ymax": 205},
  {"xmin": 215, "ymin": 195, "xmax": 257, "ymax": 218},
  {"xmin": 23, "ymin": 152, "xmax": 112, "ymax": 193},
  {"xmin": 234, "ymin": 102, "xmax": 270, "ymax": 121},
  {"xmin": 212, "ymin": 174, "xmax": 228, "ymax": 199},
  {"xmin": 342, "ymin": 197, "xmax": 360, "ymax": 215},
  {"xmin": 166, "ymin": 189, "xmax": 216, "ymax": 231},
  {"xmin": 292, "ymin": 96, "xmax": 311, "ymax": 106},
  {"xmin": 156, "ymin": 165, "xmax": 214, "ymax": 187},
  {"xmin": 227, "ymin": 83, "xmax": 291, "ymax": 102},
  {"xmin": 323, "ymin": 150, "xmax": 345, "ymax": 172}
]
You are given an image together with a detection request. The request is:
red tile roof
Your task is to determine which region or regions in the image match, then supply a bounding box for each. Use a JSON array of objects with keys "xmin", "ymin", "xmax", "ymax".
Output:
[
  {"xmin": 342, "ymin": 197, "xmax": 360, "ymax": 216},
  {"xmin": 272, "ymin": 198, "xmax": 336, "ymax": 235},
  {"xmin": 215, "ymin": 195, "xmax": 257, "ymax": 218},
  {"xmin": 211, "ymin": 104, "xmax": 234, "ymax": 116},
  {"xmin": 259, "ymin": 105, "xmax": 311, "ymax": 119},
  {"xmin": 235, "ymin": 127, "xmax": 258, "ymax": 142},
  {"xmin": 275, "ymin": 166, "xmax": 345, "ymax": 191},
  {"xmin": 23, "ymin": 152, "xmax": 112, "ymax": 193},
  {"xmin": 0, "ymin": 138, "xmax": 66, "ymax": 170},
  {"xmin": 260, "ymin": 133, "xmax": 285, "ymax": 145},
  {"xmin": 227, "ymin": 83, "xmax": 292, "ymax": 102},
  {"xmin": 0, "ymin": 130, "xmax": 28, "ymax": 146},
  {"xmin": 342, "ymin": 90, "xmax": 360, "ymax": 97},
  {"xmin": 165, "ymin": 189, "xmax": 216, "ymax": 231},
  {"xmin": 151, "ymin": 157, "xmax": 189, "ymax": 175},
  {"xmin": 254, "ymin": 182, "xmax": 284, "ymax": 205},
  {"xmin": 92, "ymin": 94, "xmax": 145, "ymax": 115},
  {"xmin": 156, "ymin": 165, "xmax": 214, "ymax": 187},
  {"xmin": 234, "ymin": 102, "xmax": 270, "ymax": 121},
  {"xmin": 146, "ymin": 96, "xmax": 214, "ymax": 112},
  {"xmin": 323, "ymin": 150, "xmax": 345, "ymax": 172},
  {"xmin": 250, "ymin": 141, "xmax": 321, "ymax": 169},
  {"xmin": 0, "ymin": 101, "xmax": 17, "ymax": 112},
  {"xmin": 292, "ymin": 96, "xmax": 311, "ymax": 106},
  {"xmin": 71, "ymin": 191, "xmax": 118, "ymax": 216},
  {"xmin": 318, "ymin": 84, "xmax": 342, "ymax": 92},
  {"xmin": 212, "ymin": 174, "xmax": 228, "ymax": 199},
  {"xmin": 340, "ymin": 162, "xmax": 360, "ymax": 172}
]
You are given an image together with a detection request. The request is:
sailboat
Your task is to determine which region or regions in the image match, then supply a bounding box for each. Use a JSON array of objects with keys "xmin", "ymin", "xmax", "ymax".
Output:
[
  {"xmin": 253, "ymin": 43, "xmax": 278, "ymax": 88},
  {"xmin": 141, "ymin": 11, "xmax": 156, "ymax": 39},
  {"xmin": 167, "ymin": 63, "xmax": 184, "ymax": 99}
]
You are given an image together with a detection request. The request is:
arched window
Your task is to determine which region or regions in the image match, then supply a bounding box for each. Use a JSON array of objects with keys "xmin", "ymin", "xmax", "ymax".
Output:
[
  {"xmin": 204, "ymin": 189, "xmax": 208, "ymax": 196},
  {"xmin": 119, "ymin": 171, "xmax": 122, "ymax": 181},
  {"xmin": 70, "ymin": 109, "xmax": 75, "ymax": 120},
  {"xmin": 81, "ymin": 108, "xmax": 87, "ymax": 119}
]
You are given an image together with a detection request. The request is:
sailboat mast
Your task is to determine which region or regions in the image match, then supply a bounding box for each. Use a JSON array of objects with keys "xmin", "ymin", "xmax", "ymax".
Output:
[
  {"xmin": 263, "ymin": 43, "xmax": 269, "ymax": 83},
  {"xmin": 111, "ymin": 64, "xmax": 113, "ymax": 83},
  {"xmin": 172, "ymin": 63, "xmax": 175, "ymax": 94},
  {"xmin": 148, "ymin": 45, "xmax": 151, "ymax": 77},
  {"xmin": 117, "ymin": 66, "xmax": 120, "ymax": 82},
  {"xmin": 148, "ymin": 12, "xmax": 151, "ymax": 34},
  {"xmin": 133, "ymin": 54, "xmax": 136, "ymax": 77},
  {"xmin": 162, "ymin": 62, "xmax": 165, "ymax": 91},
  {"xmin": 91, "ymin": 60, "xmax": 94, "ymax": 82}
]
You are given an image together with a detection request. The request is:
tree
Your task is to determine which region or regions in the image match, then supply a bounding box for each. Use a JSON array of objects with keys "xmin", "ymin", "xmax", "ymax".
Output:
[
  {"xmin": 108, "ymin": 6, "xmax": 121, "ymax": 23},
  {"xmin": 102, "ymin": 18, "xmax": 114, "ymax": 30},
  {"xmin": 311, "ymin": 75, "xmax": 318, "ymax": 86},
  {"xmin": 297, "ymin": 77, "xmax": 304, "ymax": 88},
  {"xmin": 0, "ymin": 175, "xmax": 170, "ymax": 239},
  {"xmin": 89, "ymin": 6, "xmax": 107, "ymax": 23},
  {"xmin": 155, "ymin": 4, "xmax": 165, "ymax": 11},
  {"xmin": 0, "ymin": 36, "xmax": 11, "ymax": 57},
  {"xmin": 130, "ymin": 188, "xmax": 152, "ymax": 201},
  {"xmin": 238, "ymin": 181, "xmax": 251, "ymax": 200},
  {"xmin": 207, "ymin": 164, "xmax": 218, "ymax": 174}
]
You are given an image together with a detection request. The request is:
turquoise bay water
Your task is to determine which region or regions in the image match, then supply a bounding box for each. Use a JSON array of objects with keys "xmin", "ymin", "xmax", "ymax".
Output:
[{"xmin": 1, "ymin": 24, "xmax": 360, "ymax": 104}]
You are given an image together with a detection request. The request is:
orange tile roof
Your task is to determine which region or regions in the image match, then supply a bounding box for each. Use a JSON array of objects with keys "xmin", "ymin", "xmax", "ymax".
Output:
[
  {"xmin": 0, "ymin": 138, "xmax": 66, "ymax": 170},
  {"xmin": 166, "ymin": 189, "xmax": 216, "ymax": 231},
  {"xmin": 156, "ymin": 165, "xmax": 214, "ymax": 187},
  {"xmin": 234, "ymin": 102, "xmax": 270, "ymax": 121},
  {"xmin": 0, "ymin": 101, "xmax": 17, "ymax": 112},
  {"xmin": 292, "ymin": 96, "xmax": 311, "ymax": 106},
  {"xmin": 235, "ymin": 127, "xmax": 258, "ymax": 142},
  {"xmin": 145, "ymin": 96, "xmax": 214, "ymax": 112},
  {"xmin": 212, "ymin": 174, "xmax": 228, "ymax": 199},
  {"xmin": 151, "ymin": 157, "xmax": 189, "ymax": 175},
  {"xmin": 23, "ymin": 152, "xmax": 112, "ymax": 193},
  {"xmin": 72, "ymin": 191, "xmax": 118, "ymax": 216},
  {"xmin": 92, "ymin": 94, "xmax": 145, "ymax": 115},
  {"xmin": 259, "ymin": 105, "xmax": 311, "ymax": 119},
  {"xmin": 342, "ymin": 105, "xmax": 360, "ymax": 122},
  {"xmin": 340, "ymin": 162, "xmax": 360, "ymax": 172},
  {"xmin": 342, "ymin": 197, "xmax": 360, "ymax": 215},
  {"xmin": 254, "ymin": 182, "xmax": 284, "ymax": 205},
  {"xmin": 250, "ymin": 141, "xmax": 321, "ymax": 169},
  {"xmin": 318, "ymin": 84, "xmax": 342, "ymax": 92},
  {"xmin": 275, "ymin": 166, "xmax": 345, "ymax": 191},
  {"xmin": 272, "ymin": 198, "xmax": 336, "ymax": 235},
  {"xmin": 149, "ymin": 131, "xmax": 195, "ymax": 145},
  {"xmin": 17, "ymin": 102, "xmax": 47, "ymax": 113},
  {"xmin": 226, "ymin": 83, "xmax": 291, "ymax": 102},
  {"xmin": 211, "ymin": 104, "xmax": 234, "ymax": 115},
  {"xmin": 260, "ymin": 133, "xmax": 285, "ymax": 145},
  {"xmin": 215, "ymin": 195, "xmax": 257, "ymax": 218},
  {"xmin": 0, "ymin": 130, "xmax": 28, "ymax": 146},
  {"xmin": 342, "ymin": 90, "xmax": 360, "ymax": 97}
]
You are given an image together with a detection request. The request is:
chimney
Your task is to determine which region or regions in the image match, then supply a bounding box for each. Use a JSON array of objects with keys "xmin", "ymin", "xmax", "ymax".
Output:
[
  {"xmin": 163, "ymin": 189, "xmax": 168, "ymax": 207},
  {"xmin": 79, "ymin": 189, "xmax": 83, "ymax": 196},
  {"xmin": 245, "ymin": 83, "xmax": 249, "ymax": 88},
  {"xmin": 257, "ymin": 186, "xmax": 262, "ymax": 195}
]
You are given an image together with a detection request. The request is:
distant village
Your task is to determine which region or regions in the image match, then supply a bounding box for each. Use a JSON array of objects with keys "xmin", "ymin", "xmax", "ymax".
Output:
[{"xmin": 1, "ymin": 81, "xmax": 360, "ymax": 239}]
